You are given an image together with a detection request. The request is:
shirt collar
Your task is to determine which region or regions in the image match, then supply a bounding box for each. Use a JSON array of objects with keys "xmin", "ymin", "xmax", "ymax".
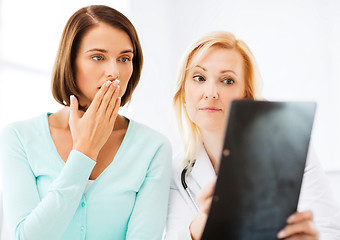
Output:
[{"xmin": 190, "ymin": 142, "xmax": 217, "ymax": 189}]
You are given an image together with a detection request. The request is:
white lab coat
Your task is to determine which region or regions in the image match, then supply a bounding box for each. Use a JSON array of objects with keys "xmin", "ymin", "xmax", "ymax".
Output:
[{"xmin": 165, "ymin": 143, "xmax": 340, "ymax": 240}]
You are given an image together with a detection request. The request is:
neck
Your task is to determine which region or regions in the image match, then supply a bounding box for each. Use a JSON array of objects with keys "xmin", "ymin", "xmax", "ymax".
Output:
[
  {"xmin": 48, "ymin": 107, "xmax": 71, "ymax": 129},
  {"xmin": 201, "ymin": 128, "xmax": 225, "ymax": 173},
  {"xmin": 49, "ymin": 107, "xmax": 126, "ymax": 136}
]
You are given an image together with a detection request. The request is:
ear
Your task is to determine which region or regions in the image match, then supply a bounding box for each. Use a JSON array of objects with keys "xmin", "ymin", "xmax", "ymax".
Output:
[
  {"xmin": 242, "ymin": 90, "xmax": 248, "ymax": 99},
  {"xmin": 183, "ymin": 95, "xmax": 187, "ymax": 107}
]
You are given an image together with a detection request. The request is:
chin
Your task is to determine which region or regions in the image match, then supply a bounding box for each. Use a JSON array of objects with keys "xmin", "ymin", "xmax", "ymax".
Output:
[
  {"xmin": 199, "ymin": 121, "xmax": 225, "ymax": 133},
  {"xmin": 76, "ymin": 98, "xmax": 90, "ymax": 111}
]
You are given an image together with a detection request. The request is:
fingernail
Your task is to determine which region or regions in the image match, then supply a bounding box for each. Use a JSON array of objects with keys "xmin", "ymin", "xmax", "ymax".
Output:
[
  {"xmin": 70, "ymin": 95, "xmax": 75, "ymax": 104},
  {"xmin": 277, "ymin": 230, "xmax": 285, "ymax": 238},
  {"xmin": 287, "ymin": 215, "xmax": 295, "ymax": 223},
  {"xmin": 105, "ymin": 80, "xmax": 111, "ymax": 87},
  {"xmin": 113, "ymin": 79, "xmax": 120, "ymax": 86}
]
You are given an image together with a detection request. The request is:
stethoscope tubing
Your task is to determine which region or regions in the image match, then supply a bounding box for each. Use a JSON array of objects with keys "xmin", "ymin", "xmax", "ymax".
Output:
[{"xmin": 181, "ymin": 167, "xmax": 200, "ymax": 212}]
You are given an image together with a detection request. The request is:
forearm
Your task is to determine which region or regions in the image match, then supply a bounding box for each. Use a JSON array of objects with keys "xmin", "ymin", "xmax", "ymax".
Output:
[
  {"xmin": 3, "ymin": 150, "xmax": 95, "ymax": 240},
  {"xmin": 127, "ymin": 143, "xmax": 172, "ymax": 239},
  {"xmin": 298, "ymin": 145, "xmax": 340, "ymax": 238}
]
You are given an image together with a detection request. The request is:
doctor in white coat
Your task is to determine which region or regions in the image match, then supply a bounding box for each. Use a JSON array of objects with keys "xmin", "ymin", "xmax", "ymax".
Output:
[{"xmin": 165, "ymin": 31, "xmax": 340, "ymax": 240}]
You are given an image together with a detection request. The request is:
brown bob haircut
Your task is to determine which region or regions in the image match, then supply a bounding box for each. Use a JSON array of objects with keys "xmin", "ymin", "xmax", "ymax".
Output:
[{"xmin": 52, "ymin": 5, "xmax": 143, "ymax": 107}]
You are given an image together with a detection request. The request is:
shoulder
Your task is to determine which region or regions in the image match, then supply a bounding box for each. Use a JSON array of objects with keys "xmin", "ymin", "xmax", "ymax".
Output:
[
  {"xmin": 128, "ymin": 119, "xmax": 171, "ymax": 147},
  {"xmin": 122, "ymin": 119, "xmax": 172, "ymax": 166},
  {"xmin": 0, "ymin": 114, "xmax": 47, "ymax": 143},
  {"xmin": 0, "ymin": 114, "xmax": 48, "ymax": 159}
]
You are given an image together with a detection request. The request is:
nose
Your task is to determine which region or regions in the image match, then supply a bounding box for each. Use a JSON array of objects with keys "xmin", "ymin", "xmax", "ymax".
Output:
[
  {"xmin": 203, "ymin": 81, "xmax": 218, "ymax": 100},
  {"xmin": 105, "ymin": 61, "xmax": 120, "ymax": 80}
]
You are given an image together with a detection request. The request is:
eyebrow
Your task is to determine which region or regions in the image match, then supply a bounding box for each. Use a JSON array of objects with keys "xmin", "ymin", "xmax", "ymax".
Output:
[
  {"xmin": 85, "ymin": 48, "xmax": 134, "ymax": 54},
  {"xmin": 220, "ymin": 70, "xmax": 237, "ymax": 75},
  {"xmin": 195, "ymin": 65, "xmax": 237, "ymax": 75},
  {"xmin": 121, "ymin": 49, "xmax": 134, "ymax": 54},
  {"xmin": 196, "ymin": 65, "xmax": 207, "ymax": 71}
]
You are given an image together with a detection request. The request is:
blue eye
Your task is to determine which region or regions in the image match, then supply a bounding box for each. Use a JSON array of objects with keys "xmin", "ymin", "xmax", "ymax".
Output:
[
  {"xmin": 223, "ymin": 78, "xmax": 234, "ymax": 85},
  {"xmin": 92, "ymin": 56, "xmax": 103, "ymax": 61},
  {"xmin": 120, "ymin": 57, "xmax": 131, "ymax": 63},
  {"xmin": 193, "ymin": 75, "xmax": 205, "ymax": 82}
]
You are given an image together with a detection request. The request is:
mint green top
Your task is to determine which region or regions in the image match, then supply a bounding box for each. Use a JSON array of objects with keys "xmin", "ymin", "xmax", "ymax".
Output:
[{"xmin": 0, "ymin": 113, "xmax": 172, "ymax": 240}]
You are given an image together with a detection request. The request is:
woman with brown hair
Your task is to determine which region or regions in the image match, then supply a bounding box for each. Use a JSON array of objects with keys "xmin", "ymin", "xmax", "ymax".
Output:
[{"xmin": 0, "ymin": 5, "xmax": 171, "ymax": 240}]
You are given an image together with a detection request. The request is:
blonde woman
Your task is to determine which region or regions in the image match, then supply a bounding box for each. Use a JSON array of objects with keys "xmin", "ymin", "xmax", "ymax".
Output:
[
  {"xmin": 0, "ymin": 5, "xmax": 171, "ymax": 240},
  {"xmin": 166, "ymin": 32, "xmax": 340, "ymax": 239}
]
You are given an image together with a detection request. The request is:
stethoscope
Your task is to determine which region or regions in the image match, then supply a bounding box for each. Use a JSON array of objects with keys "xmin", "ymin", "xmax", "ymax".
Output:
[{"xmin": 181, "ymin": 160, "xmax": 200, "ymax": 212}]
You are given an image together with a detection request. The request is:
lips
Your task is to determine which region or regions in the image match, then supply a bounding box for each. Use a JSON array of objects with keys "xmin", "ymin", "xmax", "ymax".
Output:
[{"xmin": 199, "ymin": 106, "xmax": 222, "ymax": 112}]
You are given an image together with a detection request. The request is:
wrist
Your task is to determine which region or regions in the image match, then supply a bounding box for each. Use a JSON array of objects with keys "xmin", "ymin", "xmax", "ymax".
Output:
[{"xmin": 72, "ymin": 145, "xmax": 99, "ymax": 161}]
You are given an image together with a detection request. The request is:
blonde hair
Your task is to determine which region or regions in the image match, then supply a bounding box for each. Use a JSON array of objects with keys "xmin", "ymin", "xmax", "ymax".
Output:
[{"xmin": 173, "ymin": 31, "xmax": 262, "ymax": 167}]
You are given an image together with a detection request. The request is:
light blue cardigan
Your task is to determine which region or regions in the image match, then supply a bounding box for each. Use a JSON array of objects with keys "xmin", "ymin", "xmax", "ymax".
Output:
[{"xmin": 0, "ymin": 113, "xmax": 172, "ymax": 240}]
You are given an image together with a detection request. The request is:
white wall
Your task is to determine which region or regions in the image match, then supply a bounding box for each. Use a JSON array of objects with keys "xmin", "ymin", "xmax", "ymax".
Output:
[
  {"xmin": 0, "ymin": 1, "xmax": 339, "ymax": 168},
  {"xmin": 125, "ymin": 0, "xmax": 340, "ymax": 171},
  {"xmin": 0, "ymin": 1, "xmax": 339, "ymax": 238}
]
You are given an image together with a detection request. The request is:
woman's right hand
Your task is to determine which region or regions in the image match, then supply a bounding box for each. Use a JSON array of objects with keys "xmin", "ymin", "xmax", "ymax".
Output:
[
  {"xmin": 277, "ymin": 210, "xmax": 319, "ymax": 239},
  {"xmin": 69, "ymin": 79, "xmax": 121, "ymax": 161},
  {"xmin": 190, "ymin": 178, "xmax": 217, "ymax": 240}
]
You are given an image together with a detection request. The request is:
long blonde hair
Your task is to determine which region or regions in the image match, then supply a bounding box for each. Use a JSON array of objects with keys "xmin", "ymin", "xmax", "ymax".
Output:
[{"xmin": 173, "ymin": 31, "xmax": 262, "ymax": 167}]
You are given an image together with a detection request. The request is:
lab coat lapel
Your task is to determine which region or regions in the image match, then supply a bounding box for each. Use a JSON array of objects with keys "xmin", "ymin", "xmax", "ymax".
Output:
[{"xmin": 190, "ymin": 143, "xmax": 216, "ymax": 189}]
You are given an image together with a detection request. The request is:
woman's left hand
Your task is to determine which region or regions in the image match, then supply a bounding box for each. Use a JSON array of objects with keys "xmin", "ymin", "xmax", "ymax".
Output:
[
  {"xmin": 189, "ymin": 178, "xmax": 217, "ymax": 240},
  {"xmin": 277, "ymin": 210, "xmax": 319, "ymax": 239}
]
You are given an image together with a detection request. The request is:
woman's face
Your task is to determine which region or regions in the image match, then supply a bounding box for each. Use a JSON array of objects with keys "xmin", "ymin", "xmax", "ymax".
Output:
[
  {"xmin": 184, "ymin": 46, "xmax": 246, "ymax": 132},
  {"xmin": 75, "ymin": 22, "xmax": 134, "ymax": 107}
]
